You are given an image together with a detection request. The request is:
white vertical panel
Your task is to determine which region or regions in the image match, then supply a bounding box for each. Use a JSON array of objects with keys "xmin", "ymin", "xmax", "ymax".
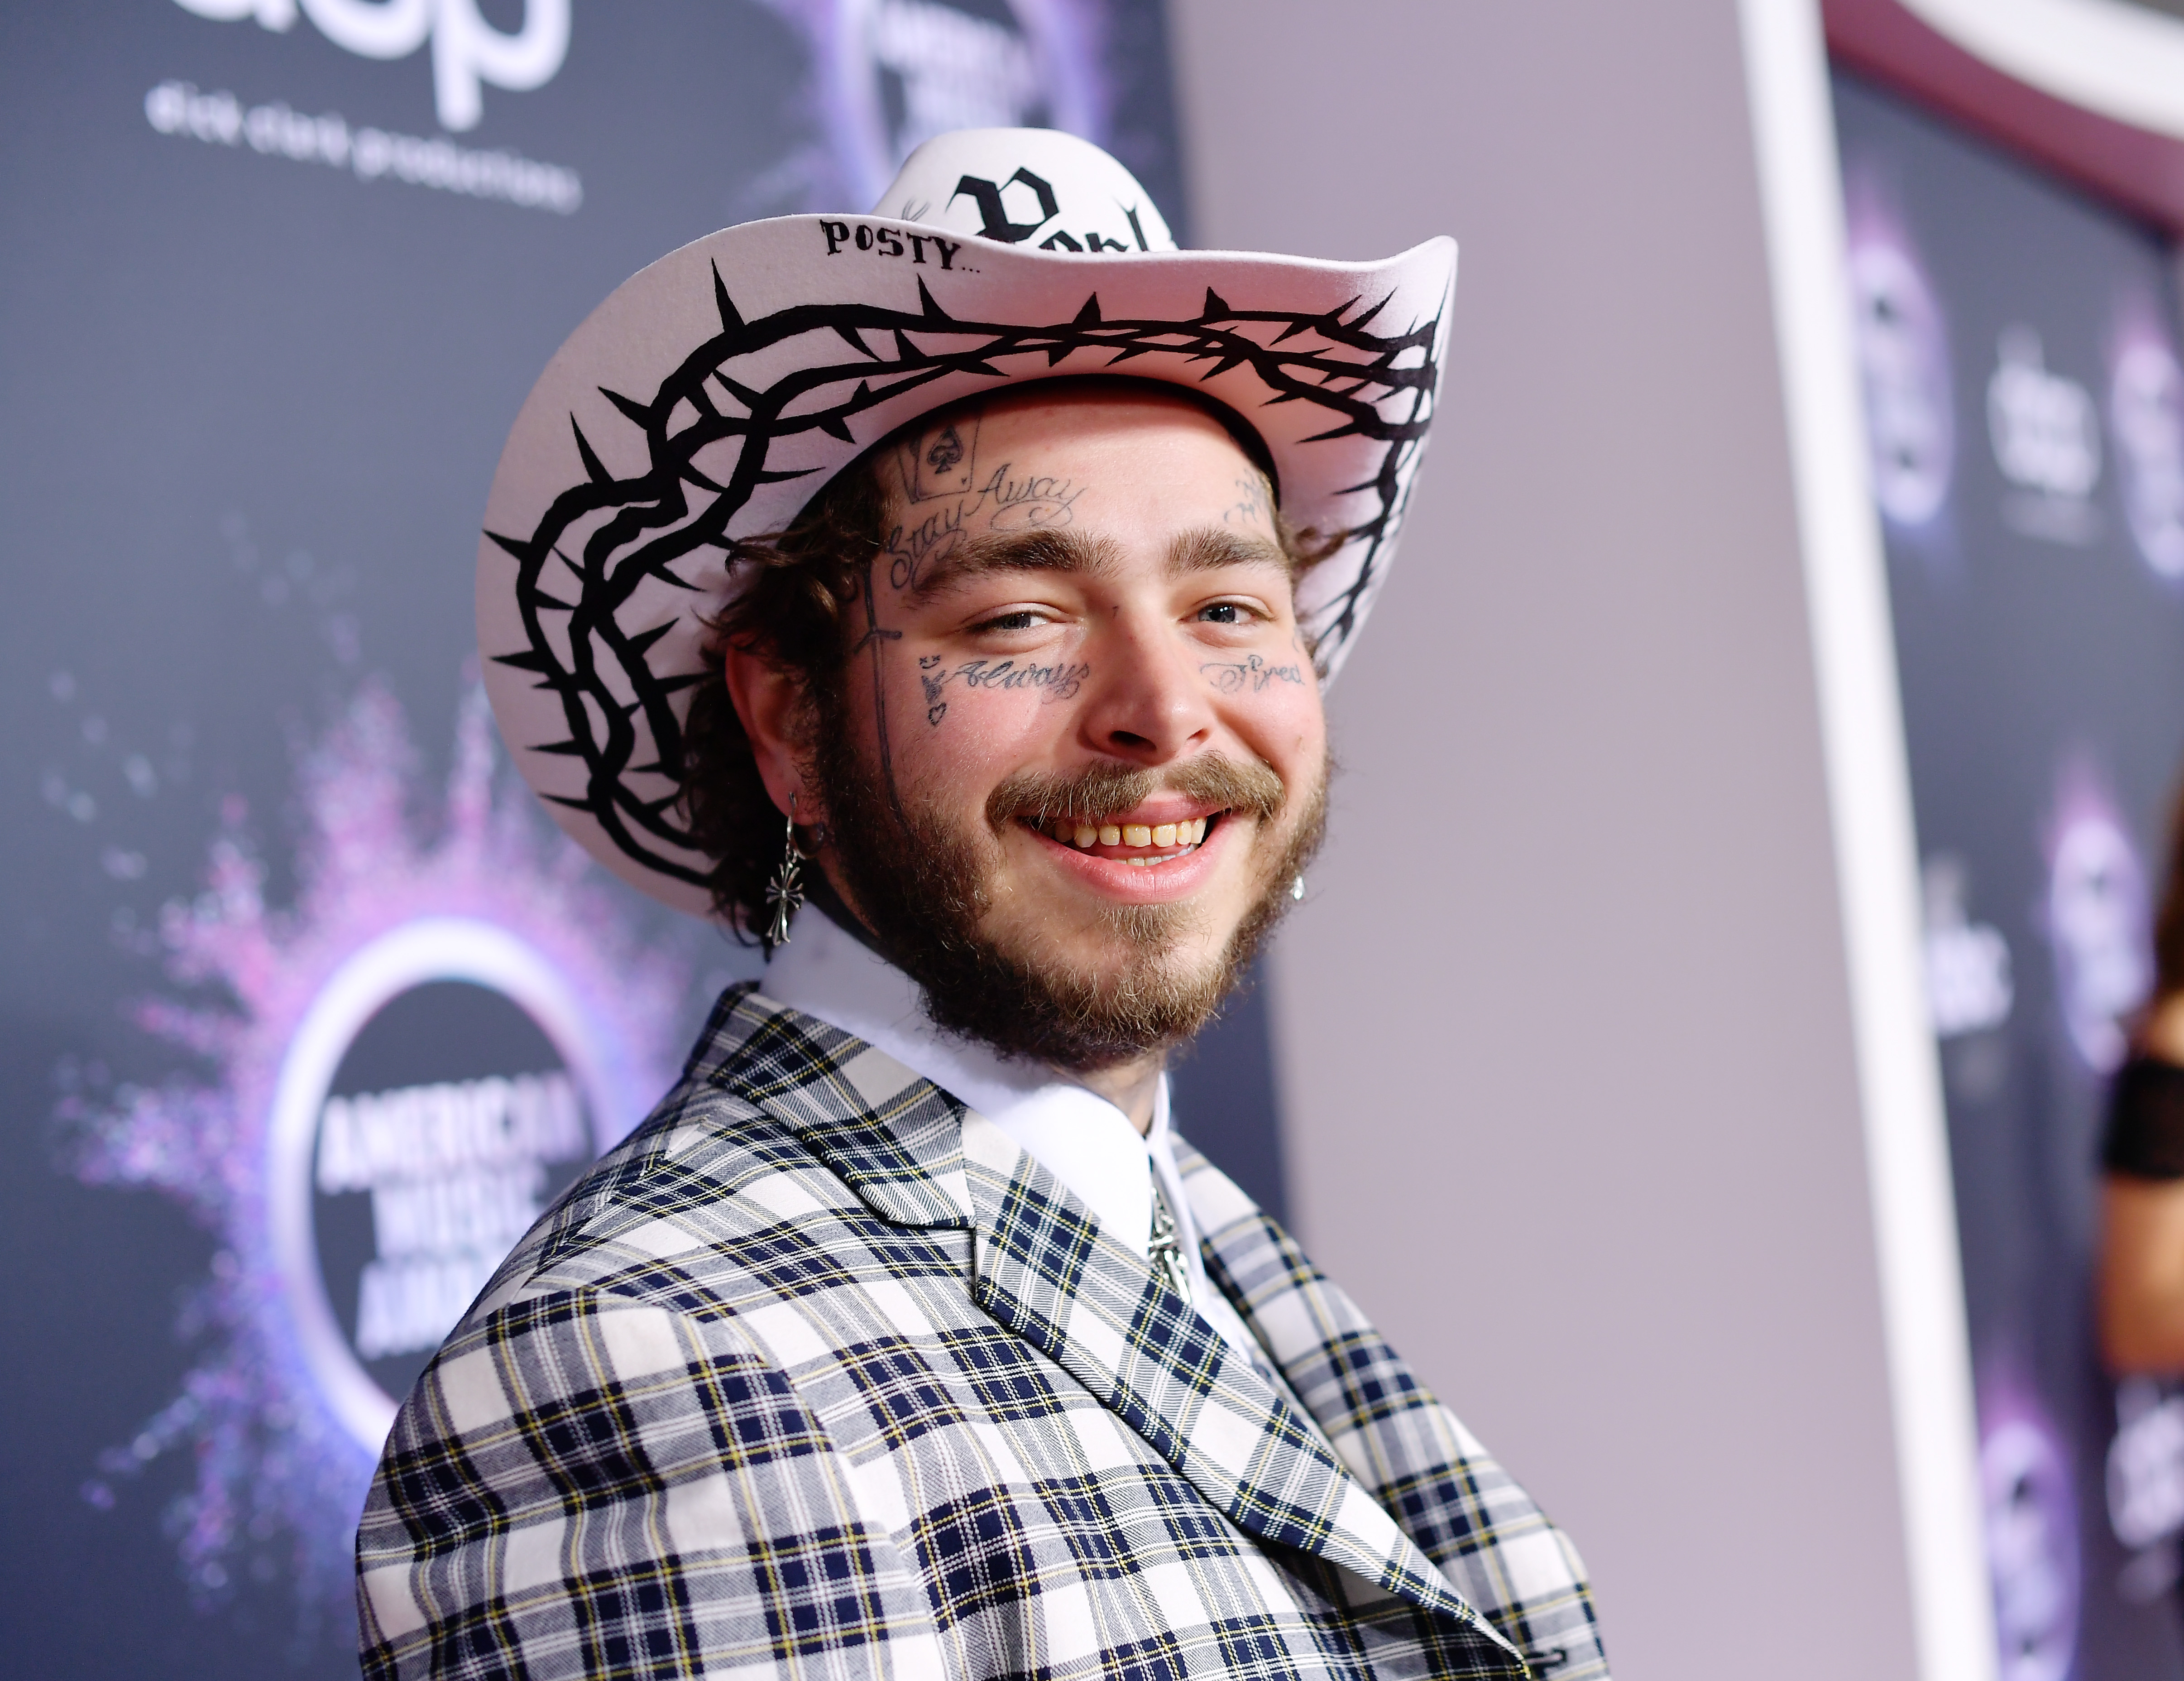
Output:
[{"xmin": 1734, "ymin": 5, "xmax": 1996, "ymax": 1680}]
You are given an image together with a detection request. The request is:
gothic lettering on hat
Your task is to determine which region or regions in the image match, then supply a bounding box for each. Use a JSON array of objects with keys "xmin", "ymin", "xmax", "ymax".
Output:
[
  {"xmin": 850, "ymin": 225, "xmax": 911, "ymax": 257},
  {"xmin": 821, "ymin": 220, "xmax": 960, "ymax": 268},
  {"xmin": 1037, "ymin": 230, "xmax": 1131, "ymax": 253},
  {"xmin": 951, "ymin": 167, "xmax": 1060, "ymax": 244}
]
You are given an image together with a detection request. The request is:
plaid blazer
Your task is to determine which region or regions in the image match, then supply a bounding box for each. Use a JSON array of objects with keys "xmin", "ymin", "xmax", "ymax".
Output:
[{"xmin": 357, "ymin": 986, "xmax": 1608, "ymax": 1681}]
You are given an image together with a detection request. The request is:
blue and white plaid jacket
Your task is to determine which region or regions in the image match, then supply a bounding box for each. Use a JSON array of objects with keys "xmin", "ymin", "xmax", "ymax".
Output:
[{"xmin": 356, "ymin": 986, "xmax": 1608, "ymax": 1680}]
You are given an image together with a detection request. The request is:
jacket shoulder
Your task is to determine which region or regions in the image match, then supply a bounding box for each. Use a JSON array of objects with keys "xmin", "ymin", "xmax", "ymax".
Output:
[
  {"xmin": 490, "ymin": 1068, "xmax": 959, "ymax": 1323},
  {"xmin": 356, "ymin": 1268, "xmax": 939, "ymax": 1680}
]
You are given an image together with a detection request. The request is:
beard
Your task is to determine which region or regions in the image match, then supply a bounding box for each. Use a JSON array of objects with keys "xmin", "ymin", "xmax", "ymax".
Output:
[{"xmin": 805, "ymin": 698, "xmax": 1327, "ymax": 1075}]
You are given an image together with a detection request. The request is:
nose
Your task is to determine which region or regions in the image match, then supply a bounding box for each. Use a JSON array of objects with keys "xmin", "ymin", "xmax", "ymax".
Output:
[{"xmin": 1075, "ymin": 608, "xmax": 1217, "ymax": 764}]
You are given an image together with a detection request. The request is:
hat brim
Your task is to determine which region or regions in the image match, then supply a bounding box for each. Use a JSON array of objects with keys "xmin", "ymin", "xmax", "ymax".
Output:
[{"xmin": 478, "ymin": 214, "xmax": 1457, "ymax": 915}]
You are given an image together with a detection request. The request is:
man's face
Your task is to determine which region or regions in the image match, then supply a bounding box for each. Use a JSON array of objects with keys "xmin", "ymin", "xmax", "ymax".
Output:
[{"xmin": 811, "ymin": 383, "xmax": 1329, "ymax": 1069}]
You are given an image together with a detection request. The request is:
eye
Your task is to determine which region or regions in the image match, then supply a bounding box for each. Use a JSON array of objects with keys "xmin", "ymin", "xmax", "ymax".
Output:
[
  {"xmin": 1196, "ymin": 601, "xmax": 1252, "ymax": 625},
  {"xmin": 972, "ymin": 608, "xmax": 1048, "ymax": 633}
]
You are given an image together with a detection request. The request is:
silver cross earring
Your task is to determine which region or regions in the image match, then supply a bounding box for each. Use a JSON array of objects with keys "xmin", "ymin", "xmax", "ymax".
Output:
[{"xmin": 764, "ymin": 795, "xmax": 809, "ymax": 950}]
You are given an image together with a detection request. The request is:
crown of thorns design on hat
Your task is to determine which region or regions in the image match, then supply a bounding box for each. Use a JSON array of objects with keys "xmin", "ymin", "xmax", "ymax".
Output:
[{"xmin": 486, "ymin": 269, "xmax": 1442, "ymax": 894}]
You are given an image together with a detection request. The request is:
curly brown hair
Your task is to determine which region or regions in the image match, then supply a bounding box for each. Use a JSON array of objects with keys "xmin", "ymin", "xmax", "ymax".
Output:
[{"xmin": 679, "ymin": 383, "xmax": 1334, "ymax": 942}]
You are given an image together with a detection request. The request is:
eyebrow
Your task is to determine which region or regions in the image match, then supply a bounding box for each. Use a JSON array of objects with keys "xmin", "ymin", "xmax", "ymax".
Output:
[
  {"xmin": 905, "ymin": 527, "xmax": 1122, "ymax": 603},
  {"xmin": 902, "ymin": 522, "xmax": 1293, "ymax": 605},
  {"xmin": 1164, "ymin": 525, "xmax": 1293, "ymax": 579}
]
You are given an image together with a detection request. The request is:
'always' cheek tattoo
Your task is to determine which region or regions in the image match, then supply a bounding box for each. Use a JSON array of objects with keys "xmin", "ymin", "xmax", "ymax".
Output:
[
  {"xmin": 1201, "ymin": 653, "xmax": 1305, "ymax": 694},
  {"xmin": 918, "ymin": 656, "xmax": 1092, "ymax": 726}
]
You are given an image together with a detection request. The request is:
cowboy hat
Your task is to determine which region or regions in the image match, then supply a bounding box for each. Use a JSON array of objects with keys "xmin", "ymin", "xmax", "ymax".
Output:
[{"xmin": 478, "ymin": 125, "xmax": 1456, "ymax": 914}]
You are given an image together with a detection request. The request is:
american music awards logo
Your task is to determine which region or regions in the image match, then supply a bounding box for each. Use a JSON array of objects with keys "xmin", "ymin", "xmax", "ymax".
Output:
[
  {"xmin": 66, "ymin": 681, "xmax": 694, "ymax": 1606},
  {"xmin": 269, "ymin": 914, "xmax": 631, "ymax": 1455},
  {"xmin": 2108, "ymin": 315, "xmax": 2184, "ymax": 583},
  {"xmin": 1981, "ymin": 1377, "xmax": 2081, "ymax": 1681},
  {"xmin": 2107, "ymin": 1377, "xmax": 2184, "ymax": 1603},
  {"xmin": 1844, "ymin": 187, "xmax": 1955, "ymax": 531},
  {"xmin": 2044, "ymin": 762, "xmax": 2152, "ymax": 1076}
]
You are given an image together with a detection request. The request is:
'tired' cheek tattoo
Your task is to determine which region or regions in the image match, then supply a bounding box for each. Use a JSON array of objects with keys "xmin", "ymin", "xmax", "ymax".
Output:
[
  {"xmin": 1201, "ymin": 653, "xmax": 1305, "ymax": 694},
  {"xmin": 918, "ymin": 655, "xmax": 1092, "ymax": 726}
]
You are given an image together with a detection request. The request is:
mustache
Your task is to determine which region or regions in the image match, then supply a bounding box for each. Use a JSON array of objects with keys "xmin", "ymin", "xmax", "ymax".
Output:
[{"xmin": 985, "ymin": 753, "xmax": 1288, "ymax": 831}]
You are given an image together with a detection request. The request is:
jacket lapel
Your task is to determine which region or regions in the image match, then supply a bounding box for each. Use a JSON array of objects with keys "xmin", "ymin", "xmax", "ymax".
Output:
[
  {"xmin": 709, "ymin": 991, "xmax": 1519, "ymax": 1660},
  {"xmin": 955, "ymin": 1112, "xmax": 1500, "ymax": 1631},
  {"xmin": 1178, "ymin": 1142, "xmax": 1604, "ymax": 1678}
]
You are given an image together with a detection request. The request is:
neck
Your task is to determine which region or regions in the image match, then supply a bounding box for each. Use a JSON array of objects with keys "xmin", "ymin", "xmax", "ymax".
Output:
[
  {"xmin": 1073, "ymin": 1052, "xmax": 1166, "ymax": 1135},
  {"xmin": 808, "ymin": 859, "xmax": 1168, "ymax": 1134},
  {"xmin": 801, "ymin": 860, "xmax": 887, "ymax": 958}
]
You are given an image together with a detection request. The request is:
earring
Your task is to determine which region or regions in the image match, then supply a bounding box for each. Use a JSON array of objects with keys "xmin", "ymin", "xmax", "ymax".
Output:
[
  {"xmin": 764, "ymin": 796, "xmax": 808, "ymax": 950},
  {"xmin": 1290, "ymin": 873, "xmax": 1306, "ymax": 901}
]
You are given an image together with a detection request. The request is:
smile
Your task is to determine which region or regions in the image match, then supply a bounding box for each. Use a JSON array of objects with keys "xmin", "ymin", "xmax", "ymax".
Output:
[{"xmin": 1022, "ymin": 812, "xmax": 1217, "ymax": 867}]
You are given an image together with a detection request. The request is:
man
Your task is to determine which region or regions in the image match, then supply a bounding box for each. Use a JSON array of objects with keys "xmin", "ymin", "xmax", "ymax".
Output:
[{"xmin": 358, "ymin": 128, "xmax": 1607, "ymax": 1681}]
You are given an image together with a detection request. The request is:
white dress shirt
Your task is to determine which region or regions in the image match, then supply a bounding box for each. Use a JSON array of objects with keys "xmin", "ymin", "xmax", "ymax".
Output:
[{"xmin": 761, "ymin": 907, "xmax": 1260, "ymax": 1359}]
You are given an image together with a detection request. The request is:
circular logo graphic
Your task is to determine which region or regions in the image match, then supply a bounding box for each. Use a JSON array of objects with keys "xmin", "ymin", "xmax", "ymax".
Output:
[
  {"xmin": 311, "ymin": 980, "xmax": 597, "ymax": 1411},
  {"xmin": 2048, "ymin": 794, "xmax": 2151, "ymax": 1076},
  {"xmin": 268, "ymin": 917, "xmax": 623, "ymax": 1449},
  {"xmin": 2110, "ymin": 336, "xmax": 2184, "ymax": 580},
  {"xmin": 1983, "ymin": 1414, "xmax": 2080, "ymax": 1681},
  {"xmin": 72, "ymin": 679, "xmax": 695, "ymax": 1599},
  {"xmin": 1848, "ymin": 235, "xmax": 1954, "ymax": 528}
]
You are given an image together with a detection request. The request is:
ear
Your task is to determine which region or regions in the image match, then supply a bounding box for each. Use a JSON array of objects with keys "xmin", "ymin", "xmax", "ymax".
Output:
[{"xmin": 721, "ymin": 643, "xmax": 826, "ymax": 828}]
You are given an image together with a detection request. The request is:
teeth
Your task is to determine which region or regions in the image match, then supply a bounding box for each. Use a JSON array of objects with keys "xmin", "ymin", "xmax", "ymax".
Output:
[{"xmin": 1038, "ymin": 812, "xmax": 1218, "ymax": 854}]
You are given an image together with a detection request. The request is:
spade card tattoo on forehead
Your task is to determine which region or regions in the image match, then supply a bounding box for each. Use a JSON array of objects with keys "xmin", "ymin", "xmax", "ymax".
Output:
[{"xmin": 899, "ymin": 416, "xmax": 980, "ymax": 502}]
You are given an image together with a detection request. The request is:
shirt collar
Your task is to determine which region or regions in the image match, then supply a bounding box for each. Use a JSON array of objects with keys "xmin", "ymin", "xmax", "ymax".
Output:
[{"xmin": 760, "ymin": 905, "xmax": 1173, "ymax": 1263}]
